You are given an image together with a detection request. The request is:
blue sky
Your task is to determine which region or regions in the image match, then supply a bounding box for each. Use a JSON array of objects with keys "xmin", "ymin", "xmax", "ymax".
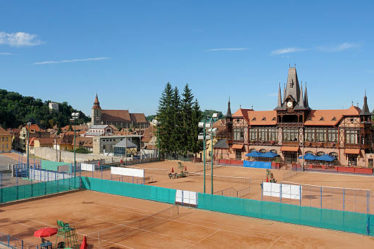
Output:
[{"xmin": 1, "ymin": 0, "xmax": 373, "ymax": 116}]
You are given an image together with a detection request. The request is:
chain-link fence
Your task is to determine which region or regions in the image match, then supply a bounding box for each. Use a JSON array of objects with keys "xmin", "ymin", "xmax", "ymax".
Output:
[{"xmin": 261, "ymin": 181, "xmax": 373, "ymax": 214}]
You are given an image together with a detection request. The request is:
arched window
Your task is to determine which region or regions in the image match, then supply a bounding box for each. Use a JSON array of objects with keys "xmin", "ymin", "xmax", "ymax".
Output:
[
  {"xmin": 329, "ymin": 152, "xmax": 338, "ymax": 158},
  {"xmin": 316, "ymin": 151, "xmax": 325, "ymax": 156},
  {"xmin": 259, "ymin": 149, "xmax": 266, "ymax": 153},
  {"xmin": 305, "ymin": 151, "xmax": 314, "ymax": 155},
  {"xmin": 250, "ymin": 148, "xmax": 256, "ymax": 152},
  {"xmin": 270, "ymin": 149, "xmax": 277, "ymax": 154}
]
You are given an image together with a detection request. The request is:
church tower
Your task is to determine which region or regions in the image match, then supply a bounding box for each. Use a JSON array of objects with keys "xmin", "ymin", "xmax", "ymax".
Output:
[{"xmin": 91, "ymin": 94, "xmax": 102, "ymax": 125}]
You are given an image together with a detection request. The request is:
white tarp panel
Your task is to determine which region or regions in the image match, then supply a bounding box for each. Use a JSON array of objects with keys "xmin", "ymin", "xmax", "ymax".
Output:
[
  {"xmin": 263, "ymin": 182, "xmax": 302, "ymax": 200},
  {"xmin": 110, "ymin": 167, "xmax": 144, "ymax": 178},
  {"xmin": 175, "ymin": 189, "xmax": 197, "ymax": 205},
  {"xmin": 29, "ymin": 169, "xmax": 72, "ymax": 182},
  {"xmin": 81, "ymin": 163, "xmax": 95, "ymax": 172},
  {"xmin": 176, "ymin": 190, "xmax": 183, "ymax": 203}
]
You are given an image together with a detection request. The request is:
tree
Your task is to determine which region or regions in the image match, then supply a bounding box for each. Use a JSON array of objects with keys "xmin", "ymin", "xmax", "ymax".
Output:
[
  {"xmin": 171, "ymin": 87, "xmax": 183, "ymax": 156},
  {"xmin": 157, "ymin": 83, "xmax": 174, "ymax": 156},
  {"xmin": 181, "ymin": 84, "xmax": 194, "ymax": 155},
  {"xmin": 0, "ymin": 89, "xmax": 90, "ymax": 129},
  {"xmin": 191, "ymin": 100, "xmax": 203, "ymax": 154}
]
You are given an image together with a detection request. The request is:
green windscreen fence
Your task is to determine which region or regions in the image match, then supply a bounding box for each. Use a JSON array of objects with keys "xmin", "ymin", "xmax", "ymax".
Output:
[
  {"xmin": 81, "ymin": 177, "xmax": 176, "ymax": 204},
  {"xmin": 198, "ymin": 193, "xmax": 374, "ymax": 236},
  {"xmin": 0, "ymin": 177, "xmax": 80, "ymax": 204}
]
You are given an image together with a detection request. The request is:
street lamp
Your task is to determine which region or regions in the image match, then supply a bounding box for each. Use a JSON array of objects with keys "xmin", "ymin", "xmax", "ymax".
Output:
[
  {"xmin": 26, "ymin": 122, "xmax": 31, "ymax": 174},
  {"xmin": 70, "ymin": 112, "xmax": 80, "ymax": 179},
  {"xmin": 198, "ymin": 113, "xmax": 218, "ymax": 194},
  {"xmin": 152, "ymin": 119, "xmax": 161, "ymax": 160}
]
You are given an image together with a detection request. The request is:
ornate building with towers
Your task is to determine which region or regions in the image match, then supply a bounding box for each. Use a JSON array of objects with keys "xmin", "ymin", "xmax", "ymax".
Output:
[
  {"xmin": 215, "ymin": 67, "xmax": 374, "ymax": 167},
  {"xmin": 91, "ymin": 95, "xmax": 149, "ymax": 129}
]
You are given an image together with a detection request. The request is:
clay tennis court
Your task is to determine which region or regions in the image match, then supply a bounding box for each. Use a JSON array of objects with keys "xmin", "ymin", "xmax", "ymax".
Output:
[
  {"xmin": 1, "ymin": 190, "xmax": 374, "ymax": 249},
  {"xmin": 80, "ymin": 160, "xmax": 374, "ymax": 213}
]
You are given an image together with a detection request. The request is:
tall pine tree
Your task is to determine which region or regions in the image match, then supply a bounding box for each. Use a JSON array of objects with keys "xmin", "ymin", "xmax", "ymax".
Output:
[
  {"xmin": 171, "ymin": 87, "xmax": 183, "ymax": 157},
  {"xmin": 181, "ymin": 84, "xmax": 195, "ymax": 156},
  {"xmin": 191, "ymin": 99, "xmax": 202, "ymax": 153},
  {"xmin": 157, "ymin": 83, "xmax": 174, "ymax": 156}
]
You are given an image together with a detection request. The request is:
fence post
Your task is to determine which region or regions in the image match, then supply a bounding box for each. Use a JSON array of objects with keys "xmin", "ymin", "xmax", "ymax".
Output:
[
  {"xmin": 101, "ymin": 166, "xmax": 103, "ymax": 179},
  {"xmin": 320, "ymin": 186, "xmax": 323, "ymax": 209},
  {"xmin": 56, "ymin": 172, "xmax": 58, "ymax": 193},
  {"xmin": 16, "ymin": 165, "xmax": 19, "ymax": 200},
  {"xmin": 21, "ymin": 239, "xmax": 23, "ymax": 249},
  {"xmin": 280, "ymin": 183, "xmax": 282, "ymax": 203},
  {"xmin": 299, "ymin": 185, "xmax": 302, "ymax": 206},
  {"xmin": 0, "ymin": 173, "xmax": 2, "ymax": 203},
  {"xmin": 367, "ymin": 190, "xmax": 370, "ymax": 214},
  {"xmin": 7, "ymin": 235, "xmax": 10, "ymax": 246},
  {"xmin": 343, "ymin": 189, "xmax": 345, "ymax": 211}
]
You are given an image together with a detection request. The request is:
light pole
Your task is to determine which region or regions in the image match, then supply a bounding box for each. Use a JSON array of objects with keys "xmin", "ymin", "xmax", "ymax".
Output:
[
  {"xmin": 152, "ymin": 119, "xmax": 161, "ymax": 161},
  {"xmin": 210, "ymin": 113, "xmax": 218, "ymax": 194},
  {"xmin": 26, "ymin": 122, "xmax": 31, "ymax": 173},
  {"xmin": 70, "ymin": 112, "xmax": 80, "ymax": 179},
  {"xmin": 198, "ymin": 113, "xmax": 218, "ymax": 194}
]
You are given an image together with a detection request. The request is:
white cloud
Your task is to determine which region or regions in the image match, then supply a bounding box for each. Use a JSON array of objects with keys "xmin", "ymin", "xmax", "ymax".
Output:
[
  {"xmin": 271, "ymin": 47, "xmax": 306, "ymax": 55},
  {"xmin": 0, "ymin": 52, "xmax": 11, "ymax": 55},
  {"xmin": 317, "ymin": 42, "xmax": 360, "ymax": 52},
  {"xmin": 0, "ymin": 31, "xmax": 43, "ymax": 47},
  {"xmin": 34, "ymin": 57, "xmax": 110, "ymax": 65},
  {"xmin": 206, "ymin": 48, "xmax": 248, "ymax": 52}
]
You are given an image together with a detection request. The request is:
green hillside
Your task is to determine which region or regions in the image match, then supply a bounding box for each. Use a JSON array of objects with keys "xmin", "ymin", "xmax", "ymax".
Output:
[{"xmin": 0, "ymin": 89, "xmax": 90, "ymax": 129}]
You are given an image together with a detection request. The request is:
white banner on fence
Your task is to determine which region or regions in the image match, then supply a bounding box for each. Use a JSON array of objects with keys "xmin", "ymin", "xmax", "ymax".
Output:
[
  {"xmin": 175, "ymin": 190, "xmax": 197, "ymax": 206},
  {"xmin": 29, "ymin": 169, "xmax": 72, "ymax": 182},
  {"xmin": 81, "ymin": 163, "xmax": 95, "ymax": 172},
  {"xmin": 263, "ymin": 182, "xmax": 302, "ymax": 200},
  {"xmin": 110, "ymin": 167, "xmax": 144, "ymax": 178}
]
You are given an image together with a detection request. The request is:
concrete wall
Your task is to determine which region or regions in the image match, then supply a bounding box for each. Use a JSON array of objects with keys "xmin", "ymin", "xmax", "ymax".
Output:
[{"xmin": 32, "ymin": 147, "xmax": 121, "ymax": 163}]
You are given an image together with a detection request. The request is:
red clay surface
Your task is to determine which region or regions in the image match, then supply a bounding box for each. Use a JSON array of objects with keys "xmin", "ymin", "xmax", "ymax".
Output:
[
  {"xmin": 1, "ymin": 190, "xmax": 374, "ymax": 249},
  {"xmin": 80, "ymin": 160, "xmax": 374, "ymax": 214}
]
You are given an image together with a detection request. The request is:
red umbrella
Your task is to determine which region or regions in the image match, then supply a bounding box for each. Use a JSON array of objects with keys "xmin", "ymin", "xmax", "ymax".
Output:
[
  {"xmin": 80, "ymin": 236, "xmax": 87, "ymax": 249},
  {"xmin": 34, "ymin": 227, "xmax": 58, "ymax": 238},
  {"xmin": 171, "ymin": 167, "xmax": 174, "ymax": 173}
]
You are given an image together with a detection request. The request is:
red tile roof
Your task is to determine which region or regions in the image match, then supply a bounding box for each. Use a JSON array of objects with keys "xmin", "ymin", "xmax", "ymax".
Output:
[
  {"xmin": 102, "ymin": 110, "xmax": 131, "ymax": 122},
  {"xmin": 130, "ymin": 113, "xmax": 148, "ymax": 123},
  {"xmin": 247, "ymin": 110, "xmax": 277, "ymax": 126},
  {"xmin": 0, "ymin": 126, "xmax": 11, "ymax": 136},
  {"xmin": 304, "ymin": 106, "xmax": 361, "ymax": 126}
]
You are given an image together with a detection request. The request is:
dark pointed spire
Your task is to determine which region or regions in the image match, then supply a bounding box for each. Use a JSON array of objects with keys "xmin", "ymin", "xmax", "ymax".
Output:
[
  {"xmin": 360, "ymin": 91, "xmax": 371, "ymax": 115},
  {"xmin": 226, "ymin": 97, "xmax": 232, "ymax": 118},
  {"xmin": 277, "ymin": 83, "xmax": 282, "ymax": 108},
  {"xmin": 298, "ymin": 81, "xmax": 305, "ymax": 108},
  {"xmin": 284, "ymin": 67, "xmax": 300, "ymax": 102},
  {"xmin": 304, "ymin": 83, "xmax": 309, "ymax": 108}
]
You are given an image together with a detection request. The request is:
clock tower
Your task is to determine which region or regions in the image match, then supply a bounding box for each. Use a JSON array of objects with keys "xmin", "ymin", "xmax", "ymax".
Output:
[{"xmin": 274, "ymin": 67, "xmax": 310, "ymax": 124}]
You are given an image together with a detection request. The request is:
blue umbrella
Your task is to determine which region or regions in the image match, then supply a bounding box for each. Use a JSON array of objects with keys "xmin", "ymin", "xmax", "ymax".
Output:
[
  {"xmin": 262, "ymin": 152, "xmax": 278, "ymax": 158},
  {"xmin": 316, "ymin": 154, "xmax": 335, "ymax": 162},
  {"xmin": 245, "ymin": 151, "xmax": 260, "ymax": 157},
  {"xmin": 299, "ymin": 153, "xmax": 317, "ymax": 160}
]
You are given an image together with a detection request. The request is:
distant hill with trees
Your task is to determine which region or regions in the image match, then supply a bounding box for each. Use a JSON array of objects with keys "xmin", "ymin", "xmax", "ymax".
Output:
[{"xmin": 0, "ymin": 89, "xmax": 90, "ymax": 129}]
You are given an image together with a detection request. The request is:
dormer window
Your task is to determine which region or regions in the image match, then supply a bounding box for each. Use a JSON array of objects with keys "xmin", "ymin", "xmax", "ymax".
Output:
[
  {"xmin": 332, "ymin": 117, "xmax": 336, "ymax": 121},
  {"xmin": 262, "ymin": 117, "xmax": 266, "ymax": 121},
  {"xmin": 319, "ymin": 117, "xmax": 324, "ymax": 121},
  {"xmin": 252, "ymin": 117, "xmax": 256, "ymax": 121},
  {"xmin": 272, "ymin": 117, "xmax": 276, "ymax": 121}
]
